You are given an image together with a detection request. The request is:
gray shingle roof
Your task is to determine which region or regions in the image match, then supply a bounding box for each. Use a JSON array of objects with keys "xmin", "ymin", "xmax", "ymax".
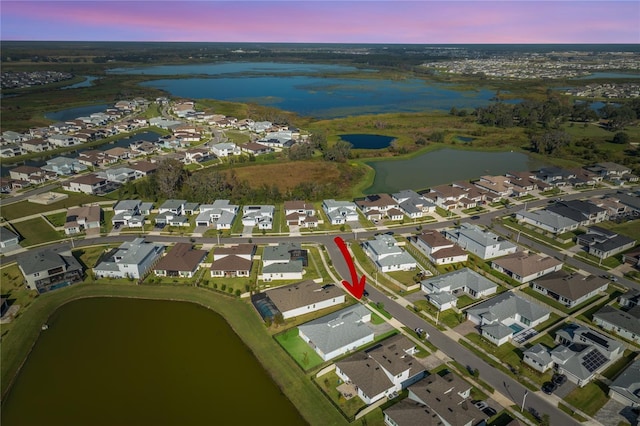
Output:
[
  {"xmin": 594, "ymin": 305, "xmax": 640, "ymax": 336},
  {"xmin": 265, "ymin": 280, "xmax": 344, "ymax": 313},
  {"xmin": 466, "ymin": 292, "xmax": 550, "ymax": 324},
  {"xmin": 298, "ymin": 305, "xmax": 374, "ymax": 356}
]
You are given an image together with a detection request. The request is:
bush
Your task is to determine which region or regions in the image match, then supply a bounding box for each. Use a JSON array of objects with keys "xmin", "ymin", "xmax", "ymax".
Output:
[
  {"xmin": 221, "ymin": 284, "xmax": 226, "ymax": 291},
  {"xmin": 235, "ymin": 289, "xmax": 242, "ymax": 297}
]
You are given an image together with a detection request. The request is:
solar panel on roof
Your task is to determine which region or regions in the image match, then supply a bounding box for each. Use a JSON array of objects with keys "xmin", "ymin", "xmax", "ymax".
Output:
[
  {"xmin": 583, "ymin": 331, "xmax": 609, "ymax": 348},
  {"xmin": 581, "ymin": 349, "xmax": 608, "ymax": 373}
]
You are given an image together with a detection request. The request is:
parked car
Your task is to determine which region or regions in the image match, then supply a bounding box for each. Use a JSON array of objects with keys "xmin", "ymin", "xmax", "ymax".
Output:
[
  {"xmin": 385, "ymin": 231, "xmax": 394, "ymax": 235},
  {"xmin": 483, "ymin": 407, "xmax": 497, "ymax": 417},
  {"xmin": 363, "ymin": 290, "xmax": 369, "ymax": 297},
  {"xmin": 552, "ymin": 373, "xmax": 567, "ymax": 386},
  {"xmin": 542, "ymin": 381, "xmax": 557, "ymax": 394},
  {"xmin": 470, "ymin": 215, "xmax": 480, "ymax": 220},
  {"xmin": 474, "ymin": 401, "xmax": 488, "ymax": 410}
]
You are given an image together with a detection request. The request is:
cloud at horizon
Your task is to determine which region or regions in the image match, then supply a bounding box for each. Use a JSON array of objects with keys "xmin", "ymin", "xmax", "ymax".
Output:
[{"xmin": 1, "ymin": 1, "xmax": 638, "ymax": 44}]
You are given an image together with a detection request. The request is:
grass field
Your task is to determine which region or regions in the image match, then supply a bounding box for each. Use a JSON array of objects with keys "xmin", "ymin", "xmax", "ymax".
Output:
[
  {"xmin": 274, "ymin": 327, "xmax": 325, "ymax": 371},
  {"xmin": 12, "ymin": 217, "xmax": 64, "ymax": 247},
  {"xmin": 564, "ymin": 380, "xmax": 610, "ymax": 416},
  {"xmin": 1, "ymin": 192, "xmax": 107, "ymax": 221}
]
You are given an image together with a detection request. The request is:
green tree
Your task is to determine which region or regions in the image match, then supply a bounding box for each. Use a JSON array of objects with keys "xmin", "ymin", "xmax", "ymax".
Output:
[{"xmin": 612, "ymin": 131, "xmax": 630, "ymax": 144}]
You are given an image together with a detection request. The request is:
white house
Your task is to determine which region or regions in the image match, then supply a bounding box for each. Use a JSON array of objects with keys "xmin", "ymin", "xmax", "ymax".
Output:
[
  {"xmin": 112, "ymin": 200, "xmax": 153, "ymax": 228},
  {"xmin": 93, "ymin": 238, "xmax": 164, "ymax": 279},
  {"xmin": 211, "ymin": 142, "xmax": 241, "ymax": 157},
  {"xmin": 515, "ymin": 209, "xmax": 579, "ymax": 234},
  {"xmin": 362, "ymin": 234, "xmax": 417, "ymax": 272},
  {"xmin": 491, "ymin": 251, "xmax": 563, "ymax": 283},
  {"xmin": 298, "ymin": 304, "xmax": 374, "ymax": 361},
  {"xmin": 63, "ymin": 174, "xmax": 108, "ymax": 195},
  {"xmin": 261, "ymin": 242, "xmax": 306, "ymax": 281},
  {"xmin": 466, "ymin": 292, "xmax": 550, "ymax": 346},
  {"xmin": 412, "ymin": 230, "xmax": 468, "ymax": 265},
  {"xmin": 262, "ymin": 280, "xmax": 345, "ymax": 319},
  {"xmin": 335, "ymin": 334, "xmax": 426, "ymax": 405},
  {"xmin": 242, "ymin": 205, "xmax": 275, "ymax": 229},
  {"xmin": 392, "ymin": 189, "xmax": 436, "ymax": 219},
  {"xmin": 444, "ymin": 222, "xmax": 517, "ymax": 260},
  {"xmin": 420, "ymin": 268, "xmax": 497, "ymax": 311},
  {"xmin": 195, "ymin": 200, "xmax": 239, "ymax": 229},
  {"xmin": 322, "ymin": 199, "xmax": 359, "ymax": 225}
]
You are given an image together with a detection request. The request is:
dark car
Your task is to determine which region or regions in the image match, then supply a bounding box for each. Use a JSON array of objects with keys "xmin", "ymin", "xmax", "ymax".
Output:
[
  {"xmin": 470, "ymin": 215, "xmax": 480, "ymax": 220},
  {"xmin": 542, "ymin": 381, "xmax": 557, "ymax": 394},
  {"xmin": 552, "ymin": 373, "xmax": 567, "ymax": 386},
  {"xmin": 385, "ymin": 231, "xmax": 394, "ymax": 235},
  {"xmin": 363, "ymin": 290, "xmax": 369, "ymax": 297},
  {"xmin": 482, "ymin": 407, "xmax": 497, "ymax": 417}
]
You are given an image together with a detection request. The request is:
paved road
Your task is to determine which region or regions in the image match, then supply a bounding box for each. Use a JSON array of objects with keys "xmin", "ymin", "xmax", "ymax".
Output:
[{"xmin": 2, "ymin": 185, "xmax": 633, "ymax": 425}]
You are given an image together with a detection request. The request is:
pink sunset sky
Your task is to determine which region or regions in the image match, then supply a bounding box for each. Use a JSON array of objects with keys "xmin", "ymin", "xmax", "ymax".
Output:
[{"xmin": 1, "ymin": 1, "xmax": 638, "ymax": 44}]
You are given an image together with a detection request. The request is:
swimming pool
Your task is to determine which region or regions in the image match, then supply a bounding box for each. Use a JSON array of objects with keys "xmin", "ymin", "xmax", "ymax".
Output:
[{"xmin": 509, "ymin": 324, "xmax": 524, "ymax": 334}]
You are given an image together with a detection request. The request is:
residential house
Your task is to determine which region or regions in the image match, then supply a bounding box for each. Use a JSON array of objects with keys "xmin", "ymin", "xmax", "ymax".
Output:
[
  {"xmin": 93, "ymin": 238, "xmax": 164, "ymax": 279},
  {"xmin": 210, "ymin": 244, "xmax": 256, "ymax": 278},
  {"xmin": 210, "ymin": 142, "xmax": 241, "ymax": 157},
  {"xmin": 112, "ymin": 200, "xmax": 153, "ymax": 228},
  {"xmin": 620, "ymin": 290, "xmax": 640, "ymax": 309},
  {"xmin": 491, "ymin": 251, "xmax": 563, "ymax": 283},
  {"xmin": 261, "ymin": 242, "xmax": 306, "ymax": 281},
  {"xmin": 355, "ymin": 193, "xmax": 400, "ymax": 222},
  {"xmin": 576, "ymin": 226, "xmax": 636, "ymax": 259},
  {"xmin": 590, "ymin": 195, "xmax": 628, "ymax": 218},
  {"xmin": 391, "ymin": 189, "xmax": 436, "ymax": 219},
  {"xmin": 335, "ymin": 334, "xmax": 426, "ymax": 405},
  {"xmin": 474, "ymin": 175, "xmax": 513, "ymax": 199},
  {"xmin": 99, "ymin": 167, "xmax": 137, "ymax": 184},
  {"xmin": 411, "ymin": 230, "xmax": 468, "ymax": 265},
  {"xmin": 420, "ymin": 268, "xmax": 497, "ymax": 311},
  {"xmin": 362, "ymin": 234, "xmax": 417, "ymax": 272},
  {"xmin": 41, "ymin": 157, "xmax": 88, "ymax": 176},
  {"xmin": 0, "ymin": 143, "xmax": 25, "ymax": 158},
  {"xmin": 9, "ymin": 165, "xmax": 45, "ymax": 182},
  {"xmin": 63, "ymin": 174, "xmax": 108, "ymax": 194},
  {"xmin": 242, "ymin": 205, "xmax": 275, "ymax": 229},
  {"xmin": 506, "ymin": 170, "xmax": 551, "ymax": 194},
  {"xmin": 530, "ymin": 271, "xmax": 608, "ymax": 308},
  {"xmin": 395, "ymin": 371, "xmax": 477, "ymax": 426},
  {"xmin": 546, "ymin": 200, "xmax": 608, "ymax": 227},
  {"xmin": 17, "ymin": 247, "xmax": 84, "ymax": 293},
  {"xmin": 21, "ymin": 138, "xmax": 51, "ymax": 153},
  {"xmin": 466, "ymin": 292, "xmax": 550, "ymax": 346},
  {"xmin": 608, "ymin": 360, "xmax": 640, "ymax": 407},
  {"xmin": 615, "ymin": 192, "xmax": 640, "ymax": 214},
  {"xmin": 128, "ymin": 161, "xmax": 158, "ymax": 178},
  {"xmin": 586, "ymin": 162, "xmax": 631, "ymax": 179},
  {"xmin": 548, "ymin": 323, "xmax": 624, "ymax": 387},
  {"xmin": 623, "ymin": 250, "xmax": 640, "ymax": 268},
  {"xmin": 593, "ymin": 305, "xmax": 640, "ymax": 344},
  {"xmin": 153, "ymin": 243, "xmax": 207, "ymax": 278},
  {"xmin": 47, "ymin": 134, "xmax": 79, "ymax": 147},
  {"xmin": 284, "ymin": 201, "xmax": 318, "ymax": 228},
  {"xmin": 0, "ymin": 227, "xmax": 20, "ymax": 251},
  {"xmin": 322, "ymin": 199, "xmax": 359, "ymax": 225},
  {"xmin": 64, "ymin": 205, "xmax": 101, "ymax": 235},
  {"xmin": 298, "ymin": 304, "xmax": 374, "ymax": 361},
  {"xmin": 534, "ymin": 166, "xmax": 576, "ymax": 187},
  {"xmin": 515, "ymin": 209, "xmax": 579, "ymax": 234},
  {"xmin": 261, "ymin": 280, "xmax": 345, "ymax": 319},
  {"xmin": 240, "ymin": 142, "xmax": 272, "ymax": 156},
  {"xmin": 155, "ymin": 199, "xmax": 192, "ymax": 227},
  {"xmin": 103, "ymin": 147, "xmax": 131, "ymax": 161},
  {"xmin": 444, "ymin": 222, "xmax": 517, "ymax": 260},
  {"xmin": 523, "ymin": 343, "xmax": 555, "ymax": 373},
  {"xmin": 427, "ymin": 184, "xmax": 470, "ymax": 210},
  {"xmin": 195, "ymin": 200, "xmax": 239, "ymax": 229}
]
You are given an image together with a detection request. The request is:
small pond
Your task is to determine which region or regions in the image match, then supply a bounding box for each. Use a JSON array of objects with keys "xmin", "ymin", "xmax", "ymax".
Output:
[
  {"xmin": 45, "ymin": 103, "xmax": 110, "ymax": 122},
  {"xmin": 339, "ymin": 134, "xmax": 395, "ymax": 149},
  {"xmin": 365, "ymin": 148, "xmax": 549, "ymax": 194},
  {"xmin": 1, "ymin": 297, "xmax": 306, "ymax": 425},
  {"xmin": 60, "ymin": 76, "xmax": 100, "ymax": 90}
]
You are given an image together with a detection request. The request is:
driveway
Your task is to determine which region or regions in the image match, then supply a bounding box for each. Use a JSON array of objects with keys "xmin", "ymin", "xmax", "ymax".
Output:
[{"xmin": 595, "ymin": 398, "xmax": 638, "ymax": 426}]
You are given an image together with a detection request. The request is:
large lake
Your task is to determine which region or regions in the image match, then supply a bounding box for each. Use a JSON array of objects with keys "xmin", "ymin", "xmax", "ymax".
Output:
[
  {"xmin": 109, "ymin": 62, "xmax": 514, "ymax": 118},
  {"xmin": 365, "ymin": 148, "xmax": 549, "ymax": 194},
  {"xmin": 1, "ymin": 298, "xmax": 305, "ymax": 426}
]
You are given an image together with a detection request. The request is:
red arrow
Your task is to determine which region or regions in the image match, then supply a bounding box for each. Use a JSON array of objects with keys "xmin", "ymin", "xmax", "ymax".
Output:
[{"xmin": 333, "ymin": 236, "xmax": 366, "ymax": 300}]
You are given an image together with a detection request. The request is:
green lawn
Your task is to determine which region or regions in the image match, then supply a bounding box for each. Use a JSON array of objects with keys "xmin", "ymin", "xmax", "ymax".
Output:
[
  {"xmin": 597, "ymin": 219, "xmax": 640, "ymax": 242},
  {"xmin": 44, "ymin": 211, "xmax": 67, "ymax": 227},
  {"xmin": 1, "ymin": 192, "xmax": 106, "ymax": 221},
  {"xmin": 564, "ymin": 381, "xmax": 610, "ymax": 416},
  {"xmin": 13, "ymin": 217, "xmax": 64, "ymax": 247},
  {"xmin": 314, "ymin": 370, "xmax": 367, "ymax": 421},
  {"xmin": 274, "ymin": 327, "xmax": 325, "ymax": 371}
]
